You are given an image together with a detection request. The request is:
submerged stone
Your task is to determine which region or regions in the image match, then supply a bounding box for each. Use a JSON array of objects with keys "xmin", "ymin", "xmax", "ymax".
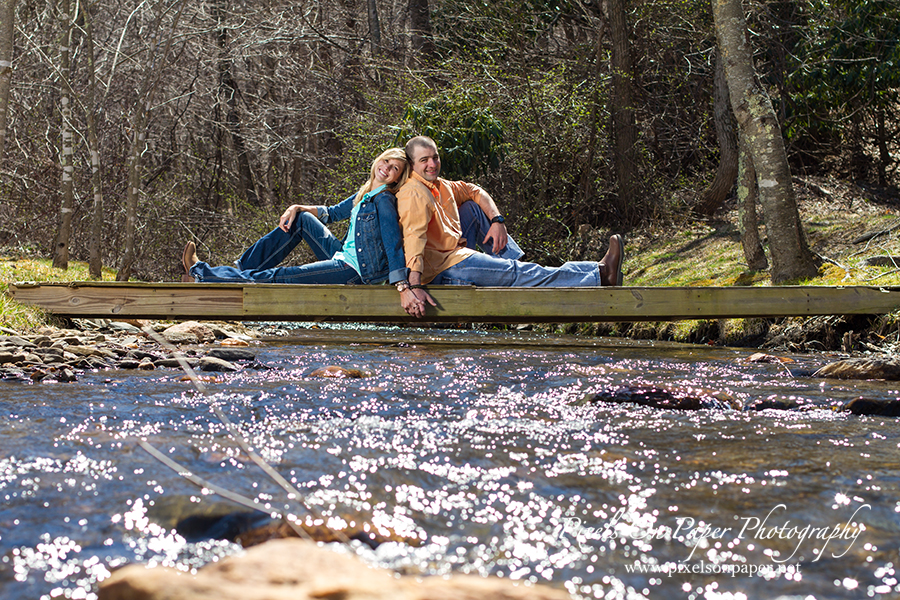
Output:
[
  {"xmin": 309, "ymin": 365, "xmax": 368, "ymax": 378},
  {"xmin": 583, "ymin": 384, "xmax": 741, "ymax": 410},
  {"xmin": 843, "ymin": 397, "xmax": 900, "ymax": 417},
  {"xmin": 175, "ymin": 510, "xmax": 418, "ymax": 549},
  {"xmin": 814, "ymin": 357, "xmax": 900, "ymax": 380},
  {"xmin": 745, "ymin": 397, "xmax": 811, "ymax": 411}
]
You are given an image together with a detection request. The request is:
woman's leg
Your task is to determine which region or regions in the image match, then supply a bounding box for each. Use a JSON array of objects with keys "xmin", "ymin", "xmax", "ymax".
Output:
[
  {"xmin": 235, "ymin": 212, "xmax": 344, "ymax": 271},
  {"xmin": 191, "ymin": 258, "xmax": 361, "ymax": 285}
]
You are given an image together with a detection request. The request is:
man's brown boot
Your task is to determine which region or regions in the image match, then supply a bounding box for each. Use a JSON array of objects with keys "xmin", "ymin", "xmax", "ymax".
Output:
[{"xmin": 599, "ymin": 234, "xmax": 624, "ymax": 286}]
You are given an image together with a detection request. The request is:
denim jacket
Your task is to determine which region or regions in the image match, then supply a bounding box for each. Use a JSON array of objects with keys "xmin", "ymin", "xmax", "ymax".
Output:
[{"xmin": 316, "ymin": 190, "xmax": 408, "ymax": 284}]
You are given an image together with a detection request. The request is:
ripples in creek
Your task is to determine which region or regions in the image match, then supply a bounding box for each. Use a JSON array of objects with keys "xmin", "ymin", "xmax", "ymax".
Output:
[{"xmin": 1, "ymin": 328, "xmax": 898, "ymax": 599}]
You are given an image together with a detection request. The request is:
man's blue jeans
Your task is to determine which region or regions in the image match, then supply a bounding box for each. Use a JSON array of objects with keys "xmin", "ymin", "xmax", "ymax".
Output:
[
  {"xmin": 458, "ymin": 201, "xmax": 524, "ymax": 261},
  {"xmin": 433, "ymin": 253, "xmax": 600, "ymax": 287},
  {"xmin": 190, "ymin": 212, "xmax": 361, "ymax": 284}
]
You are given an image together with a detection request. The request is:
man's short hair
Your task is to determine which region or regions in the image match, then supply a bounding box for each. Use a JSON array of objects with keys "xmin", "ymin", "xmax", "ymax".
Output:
[{"xmin": 405, "ymin": 136, "xmax": 438, "ymax": 161}]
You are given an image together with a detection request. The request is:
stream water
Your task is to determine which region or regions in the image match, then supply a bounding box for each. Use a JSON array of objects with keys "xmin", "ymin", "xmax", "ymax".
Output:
[{"xmin": 1, "ymin": 326, "xmax": 898, "ymax": 600}]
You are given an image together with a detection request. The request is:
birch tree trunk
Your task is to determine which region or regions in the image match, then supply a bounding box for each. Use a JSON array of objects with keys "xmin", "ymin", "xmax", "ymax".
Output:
[
  {"xmin": 712, "ymin": 0, "xmax": 819, "ymax": 283},
  {"xmin": 737, "ymin": 136, "xmax": 768, "ymax": 270},
  {"xmin": 52, "ymin": 0, "xmax": 74, "ymax": 270},
  {"xmin": 0, "ymin": 0, "xmax": 14, "ymax": 164}
]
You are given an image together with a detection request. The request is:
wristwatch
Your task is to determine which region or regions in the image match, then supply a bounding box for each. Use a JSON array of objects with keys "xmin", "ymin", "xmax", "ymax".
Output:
[
  {"xmin": 490, "ymin": 215, "xmax": 505, "ymax": 224},
  {"xmin": 396, "ymin": 281, "xmax": 410, "ymax": 293}
]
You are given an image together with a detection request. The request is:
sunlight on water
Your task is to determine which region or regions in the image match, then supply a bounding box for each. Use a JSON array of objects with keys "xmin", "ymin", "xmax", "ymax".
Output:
[{"xmin": 1, "ymin": 330, "xmax": 899, "ymax": 599}]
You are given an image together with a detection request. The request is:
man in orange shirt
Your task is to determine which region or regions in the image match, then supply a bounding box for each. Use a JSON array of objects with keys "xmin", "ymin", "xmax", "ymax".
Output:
[{"xmin": 397, "ymin": 136, "xmax": 624, "ymax": 318}]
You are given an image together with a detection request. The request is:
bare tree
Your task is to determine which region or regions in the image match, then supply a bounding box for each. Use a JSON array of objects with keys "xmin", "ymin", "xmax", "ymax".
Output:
[
  {"xmin": 408, "ymin": 0, "xmax": 433, "ymax": 58},
  {"xmin": 52, "ymin": 0, "xmax": 75, "ymax": 269},
  {"xmin": 713, "ymin": 0, "xmax": 819, "ymax": 283},
  {"xmin": 367, "ymin": 0, "xmax": 381, "ymax": 54},
  {"xmin": 578, "ymin": 9, "xmax": 607, "ymax": 212},
  {"xmin": 214, "ymin": 0, "xmax": 260, "ymax": 208},
  {"xmin": 117, "ymin": 0, "xmax": 189, "ymax": 281},
  {"xmin": 82, "ymin": 0, "xmax": 104, "ymax": 279},
  {"xmin": 696, "ymin": 50, "xmax": 739, "ymax": 216},
  {"xmin": 608, "ymin": 0, "xmax": 639, "ymax": 225},
  {"xmin": 0, "ymin": 0, "xmax": 14, "ymax": 164}
]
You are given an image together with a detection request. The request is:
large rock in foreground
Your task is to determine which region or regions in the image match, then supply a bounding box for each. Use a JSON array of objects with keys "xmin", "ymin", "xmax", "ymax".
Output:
[{"xmin": 98, "ymin": 538, "xmax": 569, "ymax": 600}]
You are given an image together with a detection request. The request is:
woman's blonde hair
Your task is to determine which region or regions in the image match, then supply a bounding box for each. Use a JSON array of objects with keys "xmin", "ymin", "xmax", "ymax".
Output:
[{"xmin": 354, "ymin": 147, "xmax": 410, "ymax": 205}]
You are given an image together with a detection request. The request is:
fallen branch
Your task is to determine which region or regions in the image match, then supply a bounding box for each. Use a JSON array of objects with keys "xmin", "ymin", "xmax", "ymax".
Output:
[{"xmin": 852, "ymin": 219, "xmax": 900, "ymax": 244}]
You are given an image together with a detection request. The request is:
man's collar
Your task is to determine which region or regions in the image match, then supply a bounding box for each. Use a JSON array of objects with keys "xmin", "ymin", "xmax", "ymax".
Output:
[{"xmin": 410, "ymin": 171, "xmax": 441, "ymax": 190}]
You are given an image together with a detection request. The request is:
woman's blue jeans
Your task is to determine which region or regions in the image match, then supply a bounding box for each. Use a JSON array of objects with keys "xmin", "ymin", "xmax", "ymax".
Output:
[{"xmin": 189, "ymin": 212, "xmax": 361, "ymax": 284}]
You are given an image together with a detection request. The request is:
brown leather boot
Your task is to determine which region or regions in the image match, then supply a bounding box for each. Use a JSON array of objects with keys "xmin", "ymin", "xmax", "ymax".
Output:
[{"xmin": 599, "ymin": 234, "xmax": 624, "ymax": 286}]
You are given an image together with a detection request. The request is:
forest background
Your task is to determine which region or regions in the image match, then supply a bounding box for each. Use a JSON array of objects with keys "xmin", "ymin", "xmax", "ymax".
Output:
[{"xmin": 0, "ymin": 0, "xmax": 897, "ymax": 285}]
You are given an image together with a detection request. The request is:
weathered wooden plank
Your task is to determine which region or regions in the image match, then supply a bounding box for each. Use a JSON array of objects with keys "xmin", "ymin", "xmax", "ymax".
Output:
[
  {"xmin": 9, "ymin": 282, "xmax": 900, "ymax": 323},
  {"xmin": 242, "ymin": 284, "xmax": 900, "ymax": 322},
  {"xmin": 8, "ymin": 281, "xmax": 244, "ymax": 319}
]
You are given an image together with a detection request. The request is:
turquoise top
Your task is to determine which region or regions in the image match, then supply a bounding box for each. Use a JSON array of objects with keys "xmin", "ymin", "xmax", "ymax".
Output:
[{"xmin": 333, "ymin": 184, "xmax": 387, "ymax": 274}]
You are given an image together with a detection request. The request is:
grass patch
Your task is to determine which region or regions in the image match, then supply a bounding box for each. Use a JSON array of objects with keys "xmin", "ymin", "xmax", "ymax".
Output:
[{"xmin": 0, "ymin": 254, "xmax": 117, "ymax": 331}]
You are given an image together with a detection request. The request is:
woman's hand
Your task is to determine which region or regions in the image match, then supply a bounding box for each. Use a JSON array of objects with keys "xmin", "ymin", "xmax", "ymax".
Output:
[
  {"xmin": 279, "ymin": 205, "xmax": 314, "ymax": 232},
  {"xmin": 401, "ymin": 288, "xmax": 436, "ymax": 318}
]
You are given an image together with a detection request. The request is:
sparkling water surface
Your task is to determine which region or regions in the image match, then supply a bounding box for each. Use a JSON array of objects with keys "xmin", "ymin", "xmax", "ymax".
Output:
[{"xmin": 1, "ymin": 326, "xmax": 898, "ymax": 600}]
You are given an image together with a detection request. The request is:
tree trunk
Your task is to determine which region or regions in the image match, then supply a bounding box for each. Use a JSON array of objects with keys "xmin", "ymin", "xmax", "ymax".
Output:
[
  {"xmin": 367, "ymin": 0, "xmax": 381, "ymax": 54},
  {"xmin": 608, "ymin": 0, "xmax": 639, "ymax": 225},
  {"xmin": 52, "ymin": 0, "xmax": 74, "ymax": 270},
  {"xmin": 215, "ymin": 0, "xmax": 259, "ymax": 207},
  {"xmin": 408, "ymin": 0, "xmax": 434, "ymax": 58},
  {"xmin": 712, "ymin": 0, "xmax": 819, "ymax": 283},
  {"xmin": 118, "ymin": 0, "xmax": 188, "ymax": 281},
  {"xmin": 696, "ymin": 49, "xmax": 739, "ymax": 216},
  {"xmin": 737, "ymin": 136, "xmax": 768, "ymax": 270},
  {"xmin": 579, "ymin": 17, "xmax": 607, "ymax": 214},
  {"xmin": 84, "ymin": 0, "xmax": 104, "ymax": 279},
  {"xmin": 876, "ymin": 108, "xmax": 888, "ymax": 187},
  {"xmin": 0, "ymin": 0, "xmax": 14, "ymax": 164}
]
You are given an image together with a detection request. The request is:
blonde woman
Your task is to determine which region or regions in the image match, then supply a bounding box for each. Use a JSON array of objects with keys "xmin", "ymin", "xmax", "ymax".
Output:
[{"xmin": 182, "ymin": 148, "xmax": 411, "ymax": 291}]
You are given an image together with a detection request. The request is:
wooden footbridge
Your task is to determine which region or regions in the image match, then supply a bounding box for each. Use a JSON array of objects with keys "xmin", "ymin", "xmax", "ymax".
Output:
[{"xmin": 8, "ymin": 282, "xmax": 900, "ymax": 323}]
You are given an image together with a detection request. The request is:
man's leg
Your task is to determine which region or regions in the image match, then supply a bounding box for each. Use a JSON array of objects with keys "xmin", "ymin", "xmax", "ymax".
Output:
[
  {"xmin": 235, "ymin": 212, "xmax": 343, "ymax": 271},
  {"xmin": 457, "ymin": 200, "xmax": 524, "ymax": 260},
  {"xmin": 599, "ymin": 234, "xmax": 625, "ymax": 286},
  {"xmin": 433, "ymin": 253, "xmax": 601, "ymax": 287}
]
